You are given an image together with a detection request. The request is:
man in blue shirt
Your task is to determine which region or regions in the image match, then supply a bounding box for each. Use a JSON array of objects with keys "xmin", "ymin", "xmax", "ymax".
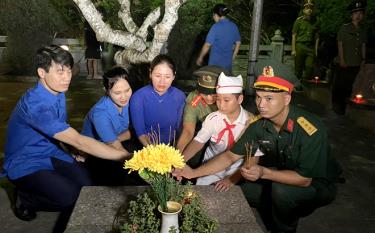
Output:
[
  {"xmin": 2, "ymin": 45, "xmax": 131, "ymax": 223},
  {"xmin": 196, "ymin": 4, "xmax": 241, "ymax": 72}
]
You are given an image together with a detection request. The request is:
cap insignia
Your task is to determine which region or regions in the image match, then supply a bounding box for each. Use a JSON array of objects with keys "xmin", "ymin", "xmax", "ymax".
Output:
[
  {"xmin": 262, "ymin": 66, "xmax": 274, "ymax": 77},
  {"xmin": 202, "ymin": 75, "xmax": 213, "ymax": 83}
]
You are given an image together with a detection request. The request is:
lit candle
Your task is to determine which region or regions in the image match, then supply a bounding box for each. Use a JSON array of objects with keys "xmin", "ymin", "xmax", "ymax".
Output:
[
  {"xmin": 314, "ymin": 76, "xmax": 319, "ymax": 84},
  {"xmin": 353, "ymin": 94, "xmax": 365, "ymax": 104}
]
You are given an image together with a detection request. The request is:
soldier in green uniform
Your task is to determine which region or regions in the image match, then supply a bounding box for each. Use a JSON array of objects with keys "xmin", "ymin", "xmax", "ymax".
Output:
[
  {"xmin": 176, "ymin": 66, "xmax": 228, "ymax": 166},
  {"xmin": 173, "ymin": 59, "xmax": 341, "ymax": 233},
  {"xmin": 292, "ymin": 0, "xmax": 319, "ymax": 86},
  {"xmin": 332, "ymin": 1, "xmax": 367, "ymax": 114}
]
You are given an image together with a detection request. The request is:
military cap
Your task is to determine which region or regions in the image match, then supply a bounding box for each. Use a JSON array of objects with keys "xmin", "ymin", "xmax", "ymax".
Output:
[
  {"xmin": 193, "ymin": 65, "xmax": 230, "ymax": 94},
  {"xmin": 253, "ymin": 59, "xmax": 298, "ymax": 93},
  {"xmin": 347, "ymin": 1, "xmax": 366, "ymax": 13}
]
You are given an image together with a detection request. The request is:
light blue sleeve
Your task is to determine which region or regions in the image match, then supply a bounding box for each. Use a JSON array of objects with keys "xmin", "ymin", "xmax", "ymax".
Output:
[{"xmin": 91, "ymin": 110, "xmax": 117, "ymax": 143}]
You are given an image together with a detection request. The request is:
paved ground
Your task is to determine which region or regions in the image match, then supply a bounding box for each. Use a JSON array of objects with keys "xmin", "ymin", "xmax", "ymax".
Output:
[{"xmin": 0, "ymin": 76, "xmax": 374, "ymax": 233}]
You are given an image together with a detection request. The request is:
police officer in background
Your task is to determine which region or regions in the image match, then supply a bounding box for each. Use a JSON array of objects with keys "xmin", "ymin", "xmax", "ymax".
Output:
[
  {"xmin": 292, "ymin": 0, "xmax": 319, "ymax": 89},
  {"xmin": 173, "ymin": 59, "xmax": 341, "ymax": 233},
  {"xmin": 332, "ymin": 0, "xmax": 367, "ymax": 115}
]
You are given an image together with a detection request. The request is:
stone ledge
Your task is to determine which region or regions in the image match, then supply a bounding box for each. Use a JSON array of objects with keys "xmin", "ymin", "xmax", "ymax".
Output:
[{"xmin": 66, "ymin": 186, "xmax": 265, "ymax": 233}]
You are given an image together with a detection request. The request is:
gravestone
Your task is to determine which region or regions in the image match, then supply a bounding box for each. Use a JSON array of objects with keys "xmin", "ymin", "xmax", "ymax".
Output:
[{"xmin": 65, "ymin": 185, "xmax": 265, "ymax": 233}]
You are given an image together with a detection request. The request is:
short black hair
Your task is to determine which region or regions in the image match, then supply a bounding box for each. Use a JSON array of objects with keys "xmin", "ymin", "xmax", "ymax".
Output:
[
  {"xmin": 103, "ymin": 66, "xmax": 131, "ymax": 95},
  {"xmin": 35, "ymin": 45, "xmax": 74, "ymax": 73},
  {"xmin": 212, "ymin": 4, "xmax": 230, "ymax": 17}
]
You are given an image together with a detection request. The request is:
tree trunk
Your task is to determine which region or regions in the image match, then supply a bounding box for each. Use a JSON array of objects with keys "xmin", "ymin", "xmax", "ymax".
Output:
[{"xmin": 73, "ymin": 0, "xmax": 187, "ymax": 67}]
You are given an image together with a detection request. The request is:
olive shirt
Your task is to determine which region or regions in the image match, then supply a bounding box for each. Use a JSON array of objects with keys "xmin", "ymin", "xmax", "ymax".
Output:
[
  {"xmin": 231, "ymin": 105, "xmax": 341, "ymax": 183},
  {"xmin": 183, "ymin": 90, "xmax": 218, "ymax": 124},
  {"xmin": 292, "ymin": 16, "xmax": 319, "ymax": 44},
  {"xmin": 337, "ymin": 22, "xmax": 367, "ymax": 66}
]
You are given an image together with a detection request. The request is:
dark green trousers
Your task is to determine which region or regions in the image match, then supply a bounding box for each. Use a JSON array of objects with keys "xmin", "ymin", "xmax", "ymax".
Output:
[
  {"xmin": 240, "ymin": 179, "xmax": 336, "ymax": 232},
  {"xmin": 295, "ymin": 43, "xmax": 315, "ymax": 81}
]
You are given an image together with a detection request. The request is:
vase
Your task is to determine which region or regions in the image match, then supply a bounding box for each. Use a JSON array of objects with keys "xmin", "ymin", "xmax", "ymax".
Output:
[{"xmin": 158, "ymin": 201, "xmax": 182, "ymax": 233}]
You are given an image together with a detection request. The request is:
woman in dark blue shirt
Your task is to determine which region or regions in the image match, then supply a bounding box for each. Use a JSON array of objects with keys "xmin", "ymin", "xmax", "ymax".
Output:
[{"xmin": 130, "ymin": 55, "xmax": 185, "ymax": 146}]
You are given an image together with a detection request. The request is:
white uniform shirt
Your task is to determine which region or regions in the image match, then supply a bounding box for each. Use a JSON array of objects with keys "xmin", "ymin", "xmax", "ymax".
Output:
[{"xmin": 194, "ymin": 106, "xmax": 251, "ymax": 185}]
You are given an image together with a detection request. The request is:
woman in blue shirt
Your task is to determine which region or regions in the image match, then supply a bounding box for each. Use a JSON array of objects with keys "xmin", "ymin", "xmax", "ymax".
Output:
[
  {"xmin": 196, "ymin": 4, "xmax": 241, "ymax": 72},
  {"xmin": 82, "ymin": 67, "xmax": 135, "ymax": 185},
  {"xmin": 130, "ymin": 54, "xmax": 186, "ymax": 146}
]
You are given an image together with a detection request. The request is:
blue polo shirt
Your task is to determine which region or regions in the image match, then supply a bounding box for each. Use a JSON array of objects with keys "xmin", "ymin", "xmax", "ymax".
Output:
[
  {"xmin": 206, "ymin": 18, "xmax": 241, "ymax": 71},
  {"xmin": 3, "ymin": 82, "xmax": 73, "ymax": 180},
  {"xmin": 81, "ymin": 96, "xmax": 130, "ymax": 143},
  {"xmin": 130, "ymin": 85, "xmax": 185, "ymax": 145}
]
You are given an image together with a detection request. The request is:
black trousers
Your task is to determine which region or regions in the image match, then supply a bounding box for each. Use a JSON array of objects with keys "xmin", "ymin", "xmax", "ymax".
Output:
[
  {"xmin": 332, "ymin": 66, "xmax": 360, "ymax": 114},
  {"xmin": 10, "ymin": 157, "xmax": 92, "ymax": 212},
  {"xmin": 241, "ymin": 179, "xmax": 336, "ymax": 232}
]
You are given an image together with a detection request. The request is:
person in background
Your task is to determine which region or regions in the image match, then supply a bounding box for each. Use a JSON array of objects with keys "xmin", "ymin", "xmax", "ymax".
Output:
[
  {"xmin": 84, "ymin": 20, "xmax": 102, "ymax": 80},
  {"xmin": 196, "ymin": 3, "xmax": 241, "ymax": 72},
  {"xmin": 130, "ymin": 54, "xmax": 185, "ymax": 146},
  {"xmin": 174, "ymin": 59, "xmax": 341, "ymax": 233},
  {"xmin": 291, "ymin": 0, "xmax": 319, "ymax": 88},
  {"xmin": 332, "ymin": 0, "xmax": 367, "ymax": 115},
  {"xmin": 81, "ymin": 67, "xmax": 136, "ymax": 185},
  {"xmin": 176, "ymin": 65, "xmax": 228, "ymax": 159},
  {"xmin": 2, "ymin": 45, "xmax": 130, "ymax": 224},
  {"xmin": 182, "ymin": 72, "xmax": 254, "ymax": 191}
]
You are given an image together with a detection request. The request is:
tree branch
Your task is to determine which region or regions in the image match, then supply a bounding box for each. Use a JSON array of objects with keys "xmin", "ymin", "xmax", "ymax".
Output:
[
  {"xmin": 73, "ymin": 0, "xmax": 146, "ymax": 52},
  {"xmin": 136, "ymin": 7, "xmax": 161, "ymax": 40},
  {"xmin": 118, "ymin": 0, "xmax": 138, "ymax": 34}
]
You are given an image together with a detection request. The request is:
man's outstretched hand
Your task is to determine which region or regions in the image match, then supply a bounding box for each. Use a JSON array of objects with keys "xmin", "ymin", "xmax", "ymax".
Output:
[{"xmin": 172, "ymin": 165, "xmax": 194, "ymax": 181}]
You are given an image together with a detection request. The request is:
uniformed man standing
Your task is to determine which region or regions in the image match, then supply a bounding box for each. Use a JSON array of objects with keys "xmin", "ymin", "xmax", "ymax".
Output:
[
  {"xmin": 173, "ymin": 59, "xmax": 341, "ymax": 233},
  {"xmin": 292, "ymin": 0, "xmax": 319, "ymax": 87},
  {"xmin": 332, "ymin": 1, "xmax": 367, "ymax": 114}
]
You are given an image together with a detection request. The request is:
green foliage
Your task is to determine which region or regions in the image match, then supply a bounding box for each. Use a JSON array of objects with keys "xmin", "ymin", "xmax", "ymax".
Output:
[
  {"xmin": 137, "ymin": 167, "xmax": 185, "ymax": 212},
  {"xmin": 179, "ymin": 192, "xmax": 218, "ymax": 233},
  {"xmin": 50, "ymin": 0, "xmax": 83, "ymax": 37},
  {"xmin": 118, "ymin": 184, "xmax": 218, "ymax": 233},
  {"xmin": 96, "ymin": 0, "xmax": 125, "ymax": 30},
  {"xmin": 120, "ymin": 192, "xmax": 160, "ymax": 233},
  {"xmin": 0, "ymin": 0, "xmax": 68, "ymax": 75}
]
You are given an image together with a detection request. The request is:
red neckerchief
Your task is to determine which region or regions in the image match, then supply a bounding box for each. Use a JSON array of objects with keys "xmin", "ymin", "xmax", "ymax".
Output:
[{"xmin": 216, "ymin": 119, "xmax": 236, "ymax": 149}]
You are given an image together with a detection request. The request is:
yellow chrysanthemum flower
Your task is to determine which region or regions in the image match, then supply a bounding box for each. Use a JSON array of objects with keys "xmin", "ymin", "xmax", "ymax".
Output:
[{"xmin": 124, "ymin": 144, "xmax": 185, "ymax": 175}]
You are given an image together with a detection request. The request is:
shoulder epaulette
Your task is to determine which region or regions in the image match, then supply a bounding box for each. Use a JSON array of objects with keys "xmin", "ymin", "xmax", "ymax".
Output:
[
  {"xmin": 297, "ymin": 117, "xmax": 317, "ymax": 136},
  {"xmin": 190, "ymin": 95, "xmax": 206, "ymax": 108},
  {"xmin": 248, "ymin": 114, "xmax": 262, "ymax": 125}
]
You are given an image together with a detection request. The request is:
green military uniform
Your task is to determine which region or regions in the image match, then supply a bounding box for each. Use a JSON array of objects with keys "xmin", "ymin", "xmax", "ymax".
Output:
[
  {"xmin": 292, "ymin": 16, "xmax": 318, "ymax": 81},
  {"xmin": 232, "ymin": 106, "xmax": 341, "ymax": 232},
  {"xmin": 183, "ymin": 90, "xmax": 217, "ymax": 124},
  {"xmin": 332, "ymin": 21, "xmax": 367, "ymax": 114},
  {"xmin": 232, "ymin": 59, "xmax": 341, "ymax": 232}
]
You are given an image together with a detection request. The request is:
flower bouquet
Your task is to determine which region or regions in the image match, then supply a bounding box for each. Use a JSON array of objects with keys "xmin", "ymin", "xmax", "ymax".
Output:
[
  {"xmin": 122, "ymin": 131, "xmax": 218, "ymax": 233},
  {"xmin": 124, "ymin": 143, "xmax": 185, "ymax": 212}
]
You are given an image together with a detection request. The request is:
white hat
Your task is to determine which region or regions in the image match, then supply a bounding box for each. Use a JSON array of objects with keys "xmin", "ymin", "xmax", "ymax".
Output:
[{"xmin": 216, "ymin": 72, "xmax": 243, "ymax": 94}]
